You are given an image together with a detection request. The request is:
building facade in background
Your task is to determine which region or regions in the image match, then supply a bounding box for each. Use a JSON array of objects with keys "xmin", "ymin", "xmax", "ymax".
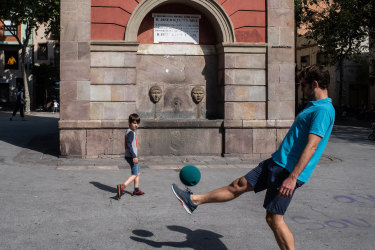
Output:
[
  {"xmin": 59, "ymin": 0, "xmax": 296, "ymax": 158},
  {"xmin": 32, "ymin": 23, "xmax": 60, "ymax": 110},
  {"xmin": 296, "ymin": 36, "xmax": 373, "ymax": 113},
  {"xmin": 295, "ymin": 1, "xmax": 374, "ymax": 114},
  {"xmin": 0, "ymin": 20, "xmax": 60, "ymax": 110},
  {"xmin": 0, "ymin": 21, "xmax": 32, "ymax": 108}
]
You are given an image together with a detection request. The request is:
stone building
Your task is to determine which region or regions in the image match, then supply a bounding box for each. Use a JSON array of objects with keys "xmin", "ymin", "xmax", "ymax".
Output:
[
  {"xmin": 1, "ymin": 20, "xmax": 59, "ymax": 110},
  {"xmin": 297, "ymin": 32, "xmax": 373, "ymax": 113},
  {"xmin": 32, "ymin": 23, "xmax": 60, "ymax": 109},
  {"xmin": 59, "ymin": 0, "xmax": 295, "ymax": 158},
  {"xmin": 0, "ymin": 21, "xmax": 32, "ymax": 107}
]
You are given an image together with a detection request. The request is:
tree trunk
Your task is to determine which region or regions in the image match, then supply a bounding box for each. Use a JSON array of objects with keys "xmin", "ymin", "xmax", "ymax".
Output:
[{"xmin": 21, "ymin": 46, "xmax": 30, "ymax": 114}]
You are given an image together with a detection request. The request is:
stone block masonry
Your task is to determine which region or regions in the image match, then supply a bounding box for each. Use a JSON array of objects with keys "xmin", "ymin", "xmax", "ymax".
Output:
[{"xmin": 59, "ymin": 0, "xmax": 296, "ymax": 158}]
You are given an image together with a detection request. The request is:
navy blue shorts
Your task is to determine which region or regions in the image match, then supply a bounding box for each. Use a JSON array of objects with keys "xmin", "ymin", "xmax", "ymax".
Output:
[
  {"xmin": 125, "ymin": 157, "xmax": 141, "ymax": 176},
  {"xmin": 244, "ymin": 158, "xmax": 304, "ymax": 215}
]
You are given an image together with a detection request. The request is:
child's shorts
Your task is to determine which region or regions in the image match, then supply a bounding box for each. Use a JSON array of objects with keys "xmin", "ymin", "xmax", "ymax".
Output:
[
  {"xmin": 125, "ymin": 157, "xmax": 141, "ymax": 175},
  {"xmin": 244, "ymin": 158, "xmax": 304, "ymax": 215}
]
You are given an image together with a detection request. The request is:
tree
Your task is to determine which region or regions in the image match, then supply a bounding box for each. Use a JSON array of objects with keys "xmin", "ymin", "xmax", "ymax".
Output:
[
  {"xmin": 299, "ymin": 0, "xmax": 373, "ymax": 106},
  {"xmin": 0, "ymin": 0, "xmax": 59, "ymax": 114}
]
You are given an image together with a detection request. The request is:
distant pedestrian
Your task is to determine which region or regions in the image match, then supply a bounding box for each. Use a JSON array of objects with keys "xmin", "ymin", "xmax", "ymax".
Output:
[
  {"xmin": 117, "ymin": 113, "xmax": 145, "ymax": 199},
  {"xmin": 7, "ymin": 56, "xmax": 16, "ymax": 66},
  {"xmin": 171, "ymin": 65, "xmax": 335, "ymax": 250},
  {"xmin": 52, "ymin": 99, "xmax": 59, "ymax": 113},
  {"xmin": 10, "ymin": 86, "xmax": 26, "ymax": 121}
]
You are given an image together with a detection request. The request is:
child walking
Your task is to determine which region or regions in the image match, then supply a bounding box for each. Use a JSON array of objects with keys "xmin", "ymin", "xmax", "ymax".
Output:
[
  {"xmin": 52, "ymin": 99, "xmax": 59, "ymax": 113},
  {"xmin": 117, "ymin": 113, "xmax": 145, "ymax": 199}
]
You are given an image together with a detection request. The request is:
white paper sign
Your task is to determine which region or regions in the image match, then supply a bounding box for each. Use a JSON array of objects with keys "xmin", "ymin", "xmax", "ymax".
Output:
[{"xmin": 153, "ymin": 13, "xmax": 201, "ymax": 44}]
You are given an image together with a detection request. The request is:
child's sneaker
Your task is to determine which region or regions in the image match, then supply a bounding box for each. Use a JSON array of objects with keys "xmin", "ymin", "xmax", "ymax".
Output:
[
  {"xmin": 171, "ymin": 184, "xmax": 197, "ymax": 214},
  {"xmin": 117, "ymin": 184, "xmax": 124, "ymax": 199},
  {"xmin": 132, "ymin": 190, "xmax": 145, "ymax": 196}
]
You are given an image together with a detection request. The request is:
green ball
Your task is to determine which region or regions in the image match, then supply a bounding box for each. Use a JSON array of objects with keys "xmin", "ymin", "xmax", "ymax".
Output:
[{"xmin": 179, "ymin": 165, "xmax": 201, "ymax": 186}]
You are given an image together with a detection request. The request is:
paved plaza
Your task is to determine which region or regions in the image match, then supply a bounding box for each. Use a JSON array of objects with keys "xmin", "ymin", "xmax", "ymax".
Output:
[{"xmin": 0, "ymin": 111, "xmax": 375, "ymax": 249}]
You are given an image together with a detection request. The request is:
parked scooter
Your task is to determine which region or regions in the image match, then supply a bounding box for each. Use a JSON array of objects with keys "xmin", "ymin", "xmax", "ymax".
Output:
[{"xmin": 368, "ymin": 123, "xmax": 375, "ymax": 141}]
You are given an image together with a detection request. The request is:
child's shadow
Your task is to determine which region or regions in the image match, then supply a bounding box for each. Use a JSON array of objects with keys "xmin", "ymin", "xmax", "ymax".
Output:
[
  {"xmin": 89, "ymin": 181, "xmax": 132, "ymax": 200},
  {"xmin": 130, "ymin": 225, "xmax": 228, "ymax": 250}
]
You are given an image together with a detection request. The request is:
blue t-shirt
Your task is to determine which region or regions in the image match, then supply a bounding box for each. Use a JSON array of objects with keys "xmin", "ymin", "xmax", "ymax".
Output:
[{"xmin": 272, "ymin": 98, "xmax": 335, "ymax": 183}]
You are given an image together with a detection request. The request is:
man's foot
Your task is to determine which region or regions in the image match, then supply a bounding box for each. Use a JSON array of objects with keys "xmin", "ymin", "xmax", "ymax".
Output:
[
  {"xmin": 117, "ymin": 184, "xmax": 124, "ymax": 199},
  {"xmin": 132, "ymin": 190, "xmax": 145, "ymax": 196},
  {"xmin": 171, "ymin": 184, "xmax": 197, "ymax": 214},
  {"xmin": 9, "ymin": 117, "xmax": 13, "ymax": 121}
]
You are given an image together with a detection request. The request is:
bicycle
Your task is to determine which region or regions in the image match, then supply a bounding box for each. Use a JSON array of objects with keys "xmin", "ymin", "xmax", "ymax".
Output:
[{"xmin": 368, "ymin": 123, "xmax": 375, "ymax": 141}]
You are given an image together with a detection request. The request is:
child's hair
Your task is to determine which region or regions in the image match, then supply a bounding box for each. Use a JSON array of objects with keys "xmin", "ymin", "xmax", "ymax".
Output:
[{"xmin": 129, "ymin": 113, "xmax": 140, "ymax": 124}]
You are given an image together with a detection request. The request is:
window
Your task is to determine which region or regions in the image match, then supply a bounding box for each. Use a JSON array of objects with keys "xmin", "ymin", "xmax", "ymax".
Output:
[
  {"xmin": 4, "ymin": 50, "xmax": 18, "ymax": 70},
  {"xmin": 37, "ymin": 43, "xmax": 48, "ymax": 60},
  {"xmin": 301, "ymin": 55, "xmax": 310, "ymax": 68},
  {"xmin": 317, "ymin": 52, "xmax": 327, "ymax": 66},
  {"xmin": 3, "ymin": 20, "xmax": 17, "ymax": 37}
]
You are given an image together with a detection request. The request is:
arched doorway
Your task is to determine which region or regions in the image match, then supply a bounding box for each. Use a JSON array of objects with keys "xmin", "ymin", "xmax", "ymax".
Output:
[
  {"xmin": 134, "ymin": 3, "xmax": 225, "ymax": 120},
  {"xmin": 125, "ymin": 0, "xmax": 235, "ymax": 43}
]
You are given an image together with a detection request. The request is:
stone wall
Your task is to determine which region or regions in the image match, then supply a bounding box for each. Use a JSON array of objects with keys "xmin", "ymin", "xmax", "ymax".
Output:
[
  {"xmin": 267, "ymin": 0, "xmax": 295, "ymax": 120},
  {"xmin": 136, "ymin": 44, "xmax": 220, "ymax": 120},
  {"xmin": 60, "ymin": 0, "xmax": 91, "ymax": 121},
  {"xmin": 89, "ymin": 42, "xmax": 137, "ymax": 120},
  {"xmin": 59, "ymin": 0, "xmax": 296, "ymax": 158},
  {"xmin": 59, "ymin": 120, "xmax": 223, "ymax": 158}
]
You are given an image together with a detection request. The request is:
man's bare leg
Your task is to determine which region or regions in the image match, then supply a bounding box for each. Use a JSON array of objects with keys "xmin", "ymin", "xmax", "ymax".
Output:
[
  {"xmin": 190, "ymin": 177, "xmax": 253, "ymax": 205},
  {"xmin": 266, "ymin": 211, "xmax": 295, "ymax": 250}
]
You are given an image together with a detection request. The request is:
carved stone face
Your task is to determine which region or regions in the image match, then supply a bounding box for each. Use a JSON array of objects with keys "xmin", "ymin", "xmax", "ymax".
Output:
[
  {"xmin": 191, "ymin": 86, "xmax": 205, "ymax": 104},
  {"xmin": 149, "ymin": 86, "xmax": 162, "ymax": 103}
]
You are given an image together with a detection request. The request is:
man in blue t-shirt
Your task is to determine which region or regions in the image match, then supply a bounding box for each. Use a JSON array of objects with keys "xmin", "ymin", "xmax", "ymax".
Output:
[{"xmin": 171, "ymin": 65, "xmax": 335, "ymax": 250}]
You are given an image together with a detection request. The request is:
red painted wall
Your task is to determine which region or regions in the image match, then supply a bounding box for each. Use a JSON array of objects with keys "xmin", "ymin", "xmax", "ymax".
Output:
[
  {"xmin": 91, "ymin": 0, "xmax": 266, "ymax": 43},
  {"xmin": 0, "ymin": 23, "xmax": 22, "ymax": 42},
  {"xmin": 137, "ymin": 4, "xmax": 217, "ymax": 45}
]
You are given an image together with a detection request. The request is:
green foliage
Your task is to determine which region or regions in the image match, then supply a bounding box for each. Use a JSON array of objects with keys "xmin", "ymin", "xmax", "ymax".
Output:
[
  {"xmin": 0, "ymin": 0, "xmax": 60, "ymax": 44},
  {"xmin": 0, "ymin": 0, "xmax": 60, "ymax": 112},
  {"xmin": 295, "ymin": 0, "xmax": 304, "ymax": 29},
  {"xmin": 301, "ymin": 0, "xmax": 373, "ymax": 65}
]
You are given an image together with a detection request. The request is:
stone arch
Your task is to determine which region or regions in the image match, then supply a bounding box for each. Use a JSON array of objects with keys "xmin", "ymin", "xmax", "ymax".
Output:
[{"xmin": 125, "ymin": 0, "xmax": 235, "ymax": 43}]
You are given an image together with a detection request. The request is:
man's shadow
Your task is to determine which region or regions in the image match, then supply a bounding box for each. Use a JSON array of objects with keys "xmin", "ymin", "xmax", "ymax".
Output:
[
  {"xmin": 89, "ymin": 182, "xmax": 132, "ymax": 200},
  {"xmin": 130, "ymin": 225, "xmax": 228, "ymax": 250}
]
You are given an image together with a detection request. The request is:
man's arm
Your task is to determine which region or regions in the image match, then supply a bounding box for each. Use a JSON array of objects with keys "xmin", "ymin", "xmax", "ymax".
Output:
[{"xmin": 278, "ymin": 133, "xmax": 322, "ymax": 198}]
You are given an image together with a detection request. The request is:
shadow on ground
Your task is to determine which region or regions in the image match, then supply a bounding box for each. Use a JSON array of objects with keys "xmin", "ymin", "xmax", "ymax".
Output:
[
  {"xmin": 130, "ymin": 226, "xmax": 228, "ymax": 249},
  {"xmin": 89, "ymin": 181, "xmax": 133, "ymax": 200},
  {"xmin": 331, "ymin": 125, "xmax": 375, "ymax": 146},
  {"xmin": 0, "ymin": 112, "xmax": 59, "ymax": 157}
]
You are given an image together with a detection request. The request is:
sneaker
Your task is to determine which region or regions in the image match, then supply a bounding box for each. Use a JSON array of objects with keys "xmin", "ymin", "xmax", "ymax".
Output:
[
  {"xmin": 171, "ymin": 184, "xmax": 197, "ymax": 214},
  {"xmin": 117, "ymin": 184, "xmax": 124, "ymax": 199},
  {"xmin": 132, "ymin": 190, "xmax": 145, "ymax": 196}
]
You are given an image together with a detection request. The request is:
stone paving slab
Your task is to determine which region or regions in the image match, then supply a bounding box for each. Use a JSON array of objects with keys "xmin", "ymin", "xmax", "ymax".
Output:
[
  {"xmin": 17, "ymin": 145, "xmax": 339, "ymax": 171},
  {"xmin": 2, "ymin": 111, "xmax": 375, "ymax": 250}
]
